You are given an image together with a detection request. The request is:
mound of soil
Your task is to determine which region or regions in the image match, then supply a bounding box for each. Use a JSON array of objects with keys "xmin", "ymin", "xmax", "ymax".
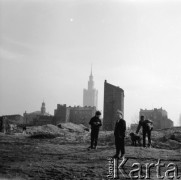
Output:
[
  {"xmin": 58, "ymin": 123, "xmax": 89, "ymax": 133},
  {"xmin": 27, "ymin": 124, "xmax": 66, "ymax": 139}
]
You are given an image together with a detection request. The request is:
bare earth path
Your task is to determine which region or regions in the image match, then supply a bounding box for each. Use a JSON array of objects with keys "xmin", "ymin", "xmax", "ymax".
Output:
[{"xmin": 0, "ymin": 134, "xmax": 180, "ymax": 180}]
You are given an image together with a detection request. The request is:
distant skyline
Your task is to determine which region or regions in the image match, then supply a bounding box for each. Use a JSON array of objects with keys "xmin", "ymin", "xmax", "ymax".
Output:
[
  {"xmin": 1, "ymin": 0, "xmax": 181, "ymax": 126},
  {"xmin": 83, "ymin": 66, "xmax": 98, "ymax": 108}
]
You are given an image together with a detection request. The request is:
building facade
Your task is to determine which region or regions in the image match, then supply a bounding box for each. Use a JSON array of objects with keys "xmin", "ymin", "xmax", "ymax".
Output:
[
  {"xmin": 83, "ymin": 68, "xmax": 98, "ymax": 108},
  {"xmin": 140, "ymin": 108, "xmax": 173, "ymax": 129},
  {"xmin": 31, "ymin": 115, "xmax": 54, "ymax": 126},
  {"xmin": 41, "ymin": 101, "xmax": 46, "ymax": 115},
  {"xmin": 24, "ymin": 102, "xmax": 52, "ymax": 125},
  {"xmin": 54, "ymin": 104, "xmax": 96, "ymax": 127},
  {"xmin": 54, "ymin": 104, "xmax": 67, "ymax": 124},
  {"xmin": 103, "ymin": 80, "xmax": 124, "ymax": 131}
]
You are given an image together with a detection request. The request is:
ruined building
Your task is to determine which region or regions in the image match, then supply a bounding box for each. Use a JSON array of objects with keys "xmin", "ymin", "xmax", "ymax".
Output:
[
  {"xmin": 103, "ymin": 80, "xmax": 124, "ymax": 131},
  {"xmin": 0, "ymin": 115, "xmax": 24, "ymax": 133},
  {"xmin": 54, "ymin": 104, "xmax": 96, "ymax": 127},
  {"xmin": 140, "ymin": 108, "xmax": 173, "ymax": 129},
  {"xmin": 83, "ymin": 68, "xmax": 98, "ymax": 108}
]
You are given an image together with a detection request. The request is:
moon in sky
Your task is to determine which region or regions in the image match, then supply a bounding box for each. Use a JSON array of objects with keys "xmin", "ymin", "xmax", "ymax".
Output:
[{"xmin": 70, "ymin": 18, "xmax": 74, "ymax": 22}]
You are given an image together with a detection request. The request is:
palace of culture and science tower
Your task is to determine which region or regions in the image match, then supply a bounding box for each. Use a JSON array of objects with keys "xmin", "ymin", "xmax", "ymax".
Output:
[{"xmin": 83, "ymin": 68, "xmax": 98, "ymax": 108}]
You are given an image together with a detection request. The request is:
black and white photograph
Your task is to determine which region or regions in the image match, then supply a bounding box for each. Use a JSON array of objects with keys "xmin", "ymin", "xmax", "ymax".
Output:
[{"xmin": 0, "ymin": 0, "xmax": 181, "ymax": 179}]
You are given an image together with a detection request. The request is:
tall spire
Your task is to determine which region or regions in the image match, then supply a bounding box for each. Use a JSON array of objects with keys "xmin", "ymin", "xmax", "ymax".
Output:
[
  {"xmin": 89, "ymin": 64, "xmax": 93, "ymax": 81},
  {"xmin": 91, "ymin": 64, "xmax": 93, "ymax": 76},
  {"xmin": 88, "ymin": 65, "xmax": 94, "ymax": 90}
]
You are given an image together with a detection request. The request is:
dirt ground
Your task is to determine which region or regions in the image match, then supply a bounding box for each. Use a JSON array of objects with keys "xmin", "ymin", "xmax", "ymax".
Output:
[{"xmin": 0, "ymin": 133, "xmax": 181, "ymax": 180}]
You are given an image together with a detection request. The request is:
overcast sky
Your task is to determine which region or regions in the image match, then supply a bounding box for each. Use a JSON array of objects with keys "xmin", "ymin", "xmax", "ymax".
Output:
[{"xmin": 0, "ymin": 0, "xmax": 181, "ymax": 126}]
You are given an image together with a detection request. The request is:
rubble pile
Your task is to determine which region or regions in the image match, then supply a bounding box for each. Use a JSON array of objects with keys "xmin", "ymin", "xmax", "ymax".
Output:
[
  {"xmin": 27, "ymin": 123, "xmax": 90, "ymax": 140},
  {"xmin": 58, "ymin": 123, "xmax": 90, "ymax": 142},
  {"xmin": 152, "ymin": 127, "xmax": 181, "ymax": 149},
  {"xmin": 22, "ymin": 123, "xmax": 181, "ymax": 149},
  {"xmin": 27, "ymin": 124, "xmax": 66, "ymax": 138},
  {"xmin": 58, "ymin": 123, "xmax": 89, "ymax": 133}
]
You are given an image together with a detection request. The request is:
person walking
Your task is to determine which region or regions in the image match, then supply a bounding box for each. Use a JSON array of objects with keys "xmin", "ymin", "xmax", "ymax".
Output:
[
  {"xmin": 88, "ymin": 111, "xmax": 102, "ymax": 150},
  {"xmin": 136, "ymin": 115, "xmax": 153, "ymax": 148},
  {"xmin": 113, "ymin": 110, "xmax": 126, "ymax": 159}
]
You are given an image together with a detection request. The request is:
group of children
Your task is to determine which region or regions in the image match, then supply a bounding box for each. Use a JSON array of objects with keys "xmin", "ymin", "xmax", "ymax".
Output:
[{"xmin": 88, "ymin": 110, "xmax": 153, "ymax": 159}]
